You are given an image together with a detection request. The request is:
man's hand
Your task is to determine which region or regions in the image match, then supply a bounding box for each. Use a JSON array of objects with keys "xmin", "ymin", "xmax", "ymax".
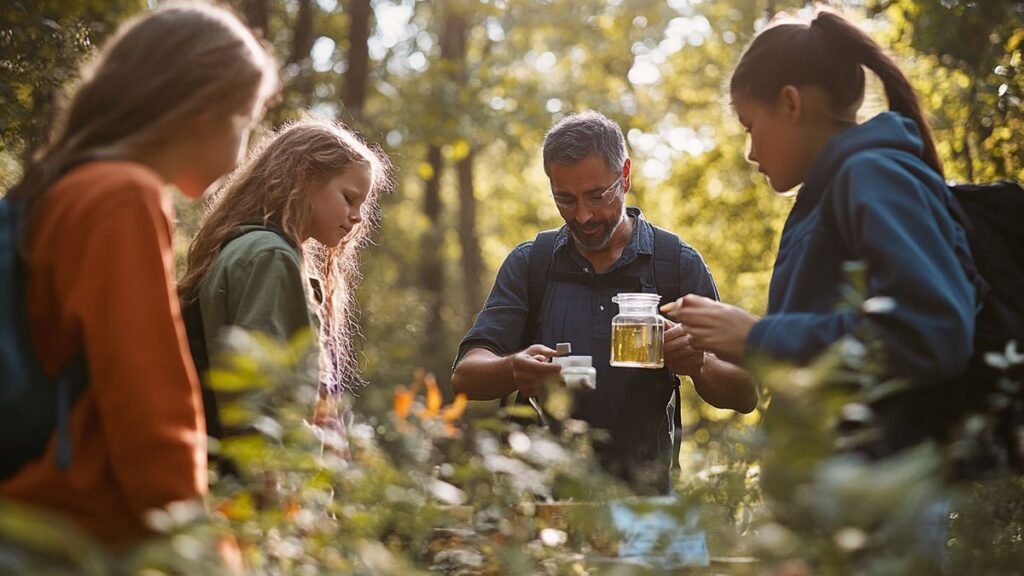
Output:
[
  {"xmin": 509, "ymin": 344, "xmax": 564, "ymax": 397},
  {"xmin": 663, "ymin": 318, "xmax": 705, "ymax": 378},
  {"xmin": 661, "ymin": 294, "xmax": 760, "ymax": 365}
]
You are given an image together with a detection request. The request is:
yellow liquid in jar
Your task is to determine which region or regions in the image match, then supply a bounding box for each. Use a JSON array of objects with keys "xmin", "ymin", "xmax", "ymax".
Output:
[{"xmin": 610, "ymin": 322, "xmax": 664, "ymax": 368}]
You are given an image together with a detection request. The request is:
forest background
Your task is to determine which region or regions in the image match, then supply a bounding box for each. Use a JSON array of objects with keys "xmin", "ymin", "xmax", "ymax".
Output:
[{"xmin": 3, "ymin": 0, "xmax": 1023, "ymax": 468}]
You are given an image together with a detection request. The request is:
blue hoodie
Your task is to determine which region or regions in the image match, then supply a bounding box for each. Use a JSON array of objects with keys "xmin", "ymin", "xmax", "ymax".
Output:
[{"xmin": 746, "ymin": 112, "xmax": 976, "ymax": 386}]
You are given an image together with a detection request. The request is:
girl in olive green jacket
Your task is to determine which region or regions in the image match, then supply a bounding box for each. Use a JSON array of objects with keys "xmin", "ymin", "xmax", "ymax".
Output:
[{"xmin": 180, "ymin": 118, "xmax": 389, "ymax": 451}]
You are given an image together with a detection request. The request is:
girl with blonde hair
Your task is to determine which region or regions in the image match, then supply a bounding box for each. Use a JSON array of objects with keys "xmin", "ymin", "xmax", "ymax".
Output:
[{"xmin": 179, "ymin": 118, "xmax": 389, "ymax": 452}]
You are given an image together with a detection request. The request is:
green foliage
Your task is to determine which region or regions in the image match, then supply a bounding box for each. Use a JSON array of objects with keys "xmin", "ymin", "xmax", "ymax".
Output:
[
  {"xmin": 0, "ymin": 0, "xmax": 144, "ymax": 188},
  {"xmin": 3, "ymin": 284, "xmax": 1023, "ymax": 573},
  {"xmin": 3, "ymin": 290, "xmax": 1024, "ymax": 573},
  {"xmin": 3, "ymin": 0, "xmax": 1022, "ymax": 389},
  {"xmin": 876, "ymin": 0, "xmax": 1024, "ymax": 181},
  {"xmin": 0, "ymin": 501, "xmax": 109, "ymax": 575},
  {"xmin": 5, "ymin": 0, "xmax": 1024, "ymax": 574}
]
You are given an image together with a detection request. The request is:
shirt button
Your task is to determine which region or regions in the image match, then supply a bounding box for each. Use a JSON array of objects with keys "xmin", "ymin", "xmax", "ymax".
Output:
[{"xmin": 599, "ymin": 305, "xmax": 605, "ymax": 311}]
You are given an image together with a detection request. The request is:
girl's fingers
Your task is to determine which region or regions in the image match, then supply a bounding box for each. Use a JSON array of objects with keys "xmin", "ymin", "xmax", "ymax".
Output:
[
  {"xmin": 681, "ymin": 294, "xmax": 714, "ymax": 308},
  {"xmin": 676, "ymin": 310, "xmax": 716, "ymax": 329},
  {"xmin": 685, "ymin": 326, "xmax": 717, "ymax": 345},
  {"xmin": 659, "ymin": 296, "xmax": 685, "ymax": 315},
  {"xmin": 663, "ymin": 294, "xmax": 717, "ymax": 317}
]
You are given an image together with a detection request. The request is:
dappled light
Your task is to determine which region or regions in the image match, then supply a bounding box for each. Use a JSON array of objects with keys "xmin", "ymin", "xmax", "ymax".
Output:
[{"xmin": 2, "ymin": 0, "xmax": 1024, "ymax": 574}]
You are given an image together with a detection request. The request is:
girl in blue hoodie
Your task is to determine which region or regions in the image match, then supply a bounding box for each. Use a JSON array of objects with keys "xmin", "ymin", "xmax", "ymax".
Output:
[{"xmin": 664, "ymin": 10, "xmax": 976, "ymax": 453}]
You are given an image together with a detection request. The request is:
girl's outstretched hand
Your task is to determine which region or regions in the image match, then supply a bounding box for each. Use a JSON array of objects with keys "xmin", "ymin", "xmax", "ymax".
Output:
[{"xmin": 661, "ymin": 294, "xmax": 760, "ymax": 365}]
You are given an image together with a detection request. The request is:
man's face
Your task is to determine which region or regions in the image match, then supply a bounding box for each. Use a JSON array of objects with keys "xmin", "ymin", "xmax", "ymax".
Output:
[{"xmin": 549, "ymin": 154, "xmax": 629, "ymax": 252}]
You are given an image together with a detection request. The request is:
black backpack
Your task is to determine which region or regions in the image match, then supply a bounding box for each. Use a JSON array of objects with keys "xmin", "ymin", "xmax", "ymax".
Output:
[
  {"xmin": 946, "ymin": 181, "xmax": 1024, "ymax": 469},
  {"xmin": 948, "ymin": 181, "xmax": 1024, "ymax": 353},
  {"xmin": 0, "ymin": 195, "xmax": 88, "ymax": 480}
]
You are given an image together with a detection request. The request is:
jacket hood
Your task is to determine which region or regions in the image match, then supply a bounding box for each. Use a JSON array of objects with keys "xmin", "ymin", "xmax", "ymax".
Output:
[{"xmin": 803, "ymin": 111, "xmax": 927, "ymax": 195}]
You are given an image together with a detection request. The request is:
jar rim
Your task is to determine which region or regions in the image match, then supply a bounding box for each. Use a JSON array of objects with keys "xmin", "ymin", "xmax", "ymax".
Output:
[{"xmin": 611, "ymin": 292, "xmax": 662, "ymax": 305}]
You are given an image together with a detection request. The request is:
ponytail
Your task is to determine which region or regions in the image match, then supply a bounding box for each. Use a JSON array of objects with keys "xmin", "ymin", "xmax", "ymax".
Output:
[
  {"xmin": 811, "ymin": 12, "xmax": 943, "ymax": 177},
  {"xmin": 731, "ymin": 10, "xmax": 943, "ymax": 177}
]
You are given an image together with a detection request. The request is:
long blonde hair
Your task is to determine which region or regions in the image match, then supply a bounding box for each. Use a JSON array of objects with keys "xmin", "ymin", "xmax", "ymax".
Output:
[
  {"xmin": 180, "ymin": 118, "xmax": 390, "ymax": 392},
  {"xmin": 9, "ymin": 2, "xmax": 278, "ymax": 240}
]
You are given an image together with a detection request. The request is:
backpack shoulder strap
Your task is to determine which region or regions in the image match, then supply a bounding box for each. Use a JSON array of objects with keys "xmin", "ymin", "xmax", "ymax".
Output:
[
  {"xmin": 947, "ymin": 183, "xmax": 992, "ymax": 304},
  {"xmin": 181, "ymin": 297, "xmax": 223, "ymax": 439},
  {"xmin": 1, "ymin": 197, "xmax": 87, "ymax": 474},
  {"xmin": 651, "ymin": 225, "xmax": 682, "ymax": 306},
  {"xmin": 0, "ymin": 198, "xmax": 29, "ymax": 385},
  {"xmin": 650, "ymin": 225, "xmax": 685, "ymax": 450},
  {"xmin": 522, "ymin": 229, "xmax": 559, "ymax": 349},
  {"xmin": 501, "ymin": 229, "xmax": 558, "ymax": 418},
  {"xmin": 184, "ymin": 224, "xmax": 291, "ymax": 442}
]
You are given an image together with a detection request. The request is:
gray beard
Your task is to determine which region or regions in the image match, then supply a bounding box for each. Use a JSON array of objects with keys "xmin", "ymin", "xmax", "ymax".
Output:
[{"xmin": 570, "ymin": 210, "xmax": 625, "ymax": 252}]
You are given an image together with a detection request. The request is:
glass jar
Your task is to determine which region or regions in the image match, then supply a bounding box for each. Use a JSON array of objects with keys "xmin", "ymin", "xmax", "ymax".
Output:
[{"xmin": 609, "ymin": 293, "xmax": 664, "ymax": 368}]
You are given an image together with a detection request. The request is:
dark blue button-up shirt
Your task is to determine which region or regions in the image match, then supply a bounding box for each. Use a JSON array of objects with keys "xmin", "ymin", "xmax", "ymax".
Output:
[{"xmin": 456, "ymin": 207, "xmax": 718, "ymax": 491}]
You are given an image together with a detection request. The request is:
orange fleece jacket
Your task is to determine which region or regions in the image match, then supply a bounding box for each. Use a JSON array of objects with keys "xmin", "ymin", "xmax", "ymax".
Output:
[{"xmin": 0, "ymin": 161, "xmax": 208, "ymax": 546}]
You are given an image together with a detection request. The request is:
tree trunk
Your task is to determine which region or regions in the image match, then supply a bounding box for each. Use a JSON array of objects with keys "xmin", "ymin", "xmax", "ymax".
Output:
[
  {"xmin": 416, "ymin": 2, "xmax": 484, "ymax": 398},
  {"xmin": 289, "ymin": 0, "xmax": 316, "ymax": 106},
  {"xmin": 22, "ymin": 87, "xmax": 56, "ymax": 164},
  {"xmin": 290, "ymin": 0, "xmax": 315, "ymax": 65},
  {"xmin": 238, "ymin": 0, "xmax": 269, "ymax": 38},
  {"xmin": 439, "ymin": 6, "xmax": 467, "ymax": 61},
  {"xmin": 419, "ymin": 146, "xmax": 446, "ymax": 383},
  {"xmin": 439, "ymin": 6, "xmax": 484, "ymax": 323},
  {"xmin": 963, "ymin": 80, "xmax": 977, "ymax": 182},
  {"xmin": 457, "ymin": 151, "xmax": 484, "ymax": 317},
  {"xmin": 342, "ymin": 0, "xmax": 372, "ymax": 120}
]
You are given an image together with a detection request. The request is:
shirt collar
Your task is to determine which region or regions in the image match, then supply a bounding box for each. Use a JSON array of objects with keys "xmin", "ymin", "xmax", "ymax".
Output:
[{"xmin": 552, "ymin": 206, "xmax": 653, "ymax": 262}]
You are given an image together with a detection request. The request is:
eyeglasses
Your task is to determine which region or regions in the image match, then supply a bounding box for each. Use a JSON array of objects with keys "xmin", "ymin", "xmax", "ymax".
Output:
[{"xmin": 552, "ymin": 176, "xmax": 624, "ymax": 211}]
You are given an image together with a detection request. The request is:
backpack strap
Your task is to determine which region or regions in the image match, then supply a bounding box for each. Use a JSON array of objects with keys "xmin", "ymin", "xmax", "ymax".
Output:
[
  {"xmin": 651, "ymin": 226, "xmax": 685, "ymax": 466},
  {"xmin": 501, "ymin": 230, "xmax": 558, "ymax": 419},
  {"xmin": 1, "ymin": 198, "xmax": 31, "ymax": 388},
  {"xmin": 1, "ymin": 197, "xmax": 87, "ymax": 474},
  {"xmin": 183, "ymin": 224, "xmax": 294, "ymax": 478},
  {"xmin": 946, "ymin": 185, "xmax": 991, "ymax": 310},
  {"xmin": 54, "ymin": 357, "xmax": 87, "ymax": 469},
  {"xmin": 181, "ymin": 297, "xmax": 222, "ymax": 437},
  {"xmin": 651, "ymin": 226, "xmax": 681, "ymax": 308},
  {"xmin": 521, "ymin": 230, "xmax": 559, "ymax": 349}
]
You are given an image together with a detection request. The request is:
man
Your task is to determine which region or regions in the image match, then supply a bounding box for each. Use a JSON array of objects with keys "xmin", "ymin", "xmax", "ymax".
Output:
[{"xmin": 451, "ymin": 111, "xmax": 755, "ymax": 493}]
